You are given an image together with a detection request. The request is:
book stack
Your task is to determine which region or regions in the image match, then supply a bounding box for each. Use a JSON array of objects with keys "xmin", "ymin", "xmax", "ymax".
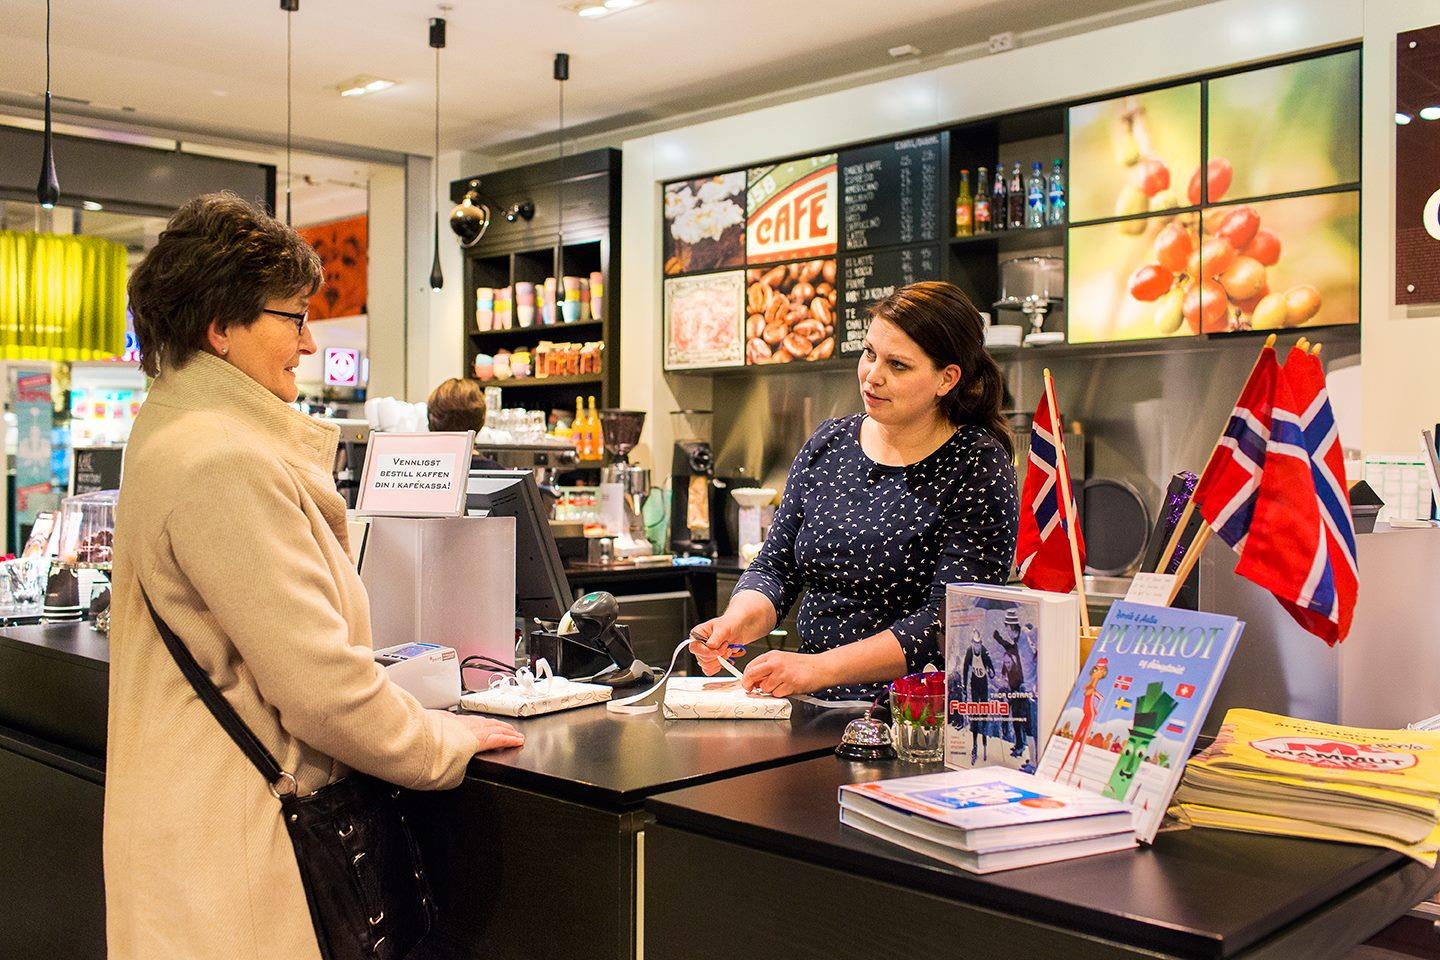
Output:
[
  {"xmin": 1171, "ymin": 709, "xmax": 1440, "ymax": 866},
  {"xmin": 839, "ymin": 767, "xmax": 1136, "ymax": 874}
]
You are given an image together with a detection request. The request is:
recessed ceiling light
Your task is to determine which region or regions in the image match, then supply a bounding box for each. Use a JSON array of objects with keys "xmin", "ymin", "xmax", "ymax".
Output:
[
  {"xmin": 1421, "ymin": 106, "xmax": 1440, "ymax": 121},
  {"xmin": 336, "ymin": 75, "xmax": 397, "ymax": 98},
  {"xmin": 1397, "ymin": 112, "xmax": 1413, "ymax": 125},
  {"xmin": 81, "ymin": 200, "xmax": 103, "ymax": 211},
  {"xmin": 566, "ymin": 0, "xmax": 646, "ymax": 17},
  {"xmin": 889, "ymin": 44, "xmax": 921, "ymax": 58}
]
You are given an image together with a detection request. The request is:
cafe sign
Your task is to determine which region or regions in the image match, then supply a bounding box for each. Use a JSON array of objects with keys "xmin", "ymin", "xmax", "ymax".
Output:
[{"xmin": 746, "ymin": 154, "xmax": 838, "ymax": 264}]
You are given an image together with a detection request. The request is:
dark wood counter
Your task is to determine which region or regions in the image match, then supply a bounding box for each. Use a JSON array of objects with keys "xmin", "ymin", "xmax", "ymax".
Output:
[{"xmin": 643, "ymin": 756, "xmax": 1440, "ymax": 960}]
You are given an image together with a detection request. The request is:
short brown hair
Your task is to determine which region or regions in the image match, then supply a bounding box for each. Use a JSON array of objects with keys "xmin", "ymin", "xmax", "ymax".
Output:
[
  {"xmin": 128, "ymin": 192, "xmax": 323, "ymax": 377},
  {"xmin": 427, "ymin": 378, "xmax": 488, "ymax": 433}
]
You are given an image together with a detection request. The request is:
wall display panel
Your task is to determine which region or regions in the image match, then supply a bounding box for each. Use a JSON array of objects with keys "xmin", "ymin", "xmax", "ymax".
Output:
[
  {"xmin": 838, "ymin": 134, "xmax": 943, "ymax": 250},
  {"xmin": 1395, "ymin": 24, "xmax": 1440, "ymax": 305},
  {"xmin": 1067, "ymin": 215, "xmax": 1199, "ymax": 344},
  {"xmin": 662, "ymin": 172, "xmax": 747, "ymax": 276},
  {"xmin": 1067, "ymin": 84, "xmax": 1201, "ymax": 224},
  {"xmin": 746, "ymin": 155, "xmax": 838, "ymax": 264},
  {"xmin": 1200, "ymin": 193, "xmax": 1359, "ymax": 333},
  {"xmin": 744, "ymin": 258, "xmax": 839, "ymax": 365},
  {"xmin": 839, "ymin": 246, "xmax": 942, "ymax": 356},
  {"xmin": 664, "ymin": 271, "xmax": 746, "ymax": 370},
  {"xmin": 1206, "ymin": 50, "xmax": 1361, "ymax": 203}
]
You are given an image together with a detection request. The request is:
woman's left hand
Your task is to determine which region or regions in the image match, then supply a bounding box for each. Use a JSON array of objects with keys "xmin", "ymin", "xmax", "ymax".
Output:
[{"xmin": 741, "ymin": 650, "xmax": 831, "ymax": 698}]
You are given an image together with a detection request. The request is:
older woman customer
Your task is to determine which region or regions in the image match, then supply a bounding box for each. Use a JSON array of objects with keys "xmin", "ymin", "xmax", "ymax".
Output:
[{"xmin": 108, "ymin": 192, "xmax": 524, "ymax": 960}]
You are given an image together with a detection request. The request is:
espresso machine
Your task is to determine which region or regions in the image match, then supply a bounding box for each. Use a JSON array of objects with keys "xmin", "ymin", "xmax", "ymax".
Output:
[{"xmin": 598, "ymin": 410, "xmax": 653, "ymax": 559}]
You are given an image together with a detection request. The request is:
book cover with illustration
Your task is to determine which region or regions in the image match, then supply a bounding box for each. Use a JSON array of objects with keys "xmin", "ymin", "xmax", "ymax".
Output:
[
  {"xmin": 1035, "ymin": 601, "xmax": 1244, "ymax": 842},
  {"xmin": 944, "ymin": 585, "xmax": 1078, "ymax": 774}
]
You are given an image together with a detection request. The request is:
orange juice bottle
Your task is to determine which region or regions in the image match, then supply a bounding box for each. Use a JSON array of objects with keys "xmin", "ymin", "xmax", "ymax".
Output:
[
  {"xmin": 587, "ymin": 396, "xmax": 602, "ymax": 460},
  {"xmin": 574, "ymin": 396, "xmax": 589, "ymax": 458}
]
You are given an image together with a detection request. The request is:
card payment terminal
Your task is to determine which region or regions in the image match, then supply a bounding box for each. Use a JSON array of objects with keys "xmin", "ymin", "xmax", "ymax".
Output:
[{"xmin": 374, "ymin": 642, "xmax": 462, "ymax": 710}]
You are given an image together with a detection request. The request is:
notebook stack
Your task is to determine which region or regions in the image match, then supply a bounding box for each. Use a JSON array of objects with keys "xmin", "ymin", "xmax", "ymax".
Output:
[
  {"xmin": 1171, "ymin": 709, "xmax": 1440, "ymax": 866},
  {"xmin": 838, "ymin": 767, "xmax": 1136, "ymax": 874}
]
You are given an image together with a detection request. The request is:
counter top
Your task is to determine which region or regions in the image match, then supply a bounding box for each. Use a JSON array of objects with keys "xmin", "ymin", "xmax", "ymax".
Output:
[
  {"xmin": 0, "ymin": 622, "xmax": 110, "ymax": 669},
  {"xmin": 565, "ymin": 557, "xmax": 749, "ymax": 578},
  {"xmin": 463, "ymin": 698, "xmax": 862, "ymax": 809},
  {"xmin": 646, "ymin": 756, "xmax": 1440, "ymax": 959}
]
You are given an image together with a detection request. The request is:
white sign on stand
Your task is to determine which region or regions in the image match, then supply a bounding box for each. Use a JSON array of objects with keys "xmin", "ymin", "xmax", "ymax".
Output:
[{"xmin": 356, "ymin": 431, "xmax": 475, "ymax": 518}]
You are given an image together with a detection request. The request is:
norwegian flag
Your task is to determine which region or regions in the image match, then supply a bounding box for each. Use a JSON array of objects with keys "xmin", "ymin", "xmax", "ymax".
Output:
[
  {"xmin": 1278, "ymin": 347, "xmax": 1359, "ymax": 646},
  {"xmin": 1114, "ymin": 675, "xmax": 1133, "ymax": 691},
  {"xmin": 1016, "ymin": 388, "xmax": 1085, "ymax": 592},
  {"xmin": 1191, "ymin": 345, "xmax": 1327, "ymax": 615}
]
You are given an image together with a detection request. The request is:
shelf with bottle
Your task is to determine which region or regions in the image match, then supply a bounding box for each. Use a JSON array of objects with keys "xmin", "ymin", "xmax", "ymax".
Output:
[{"xmin": 953, "ymin": 158, "xmax": 1067, "ymax": 240}]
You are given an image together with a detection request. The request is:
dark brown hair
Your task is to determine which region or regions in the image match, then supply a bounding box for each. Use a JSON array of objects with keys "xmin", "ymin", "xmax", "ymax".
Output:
[
  {"xmin": 868, "ymin": 281, "xmax": 1013, "ymax": 456},
  {"xmin": 427, "ymin": 378, "xmax": 488, "ymax": 433},
  {"xmin": 127, "ymin": 192, "xmax": 322, "ymax": 377}
]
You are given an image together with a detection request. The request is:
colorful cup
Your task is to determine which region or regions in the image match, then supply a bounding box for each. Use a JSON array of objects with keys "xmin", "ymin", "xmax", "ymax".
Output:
[
  {"xmin": 589, "ymin": 271, "xmax": 604, "ymax": 321},
  {"xmin": 515, "ymin": 282, "xmax": 536, "ymax": 328}
]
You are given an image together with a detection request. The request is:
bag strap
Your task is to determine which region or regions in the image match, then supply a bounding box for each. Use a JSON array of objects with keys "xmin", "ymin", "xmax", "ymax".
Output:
[{"xmin": 140, "ymin": 586, "xmax": 297, "ymax": 797}]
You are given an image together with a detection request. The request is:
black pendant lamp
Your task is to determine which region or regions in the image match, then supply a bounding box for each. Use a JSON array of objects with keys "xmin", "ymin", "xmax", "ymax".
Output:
[
  {"xmin": 429, "ymin": 17, "xmax": 446, "ymax": 291},
  {"xmin": 281, "ymin": 0, "xmax": 298, "ymax": 224},
  {"xmin": 36, "ymin": 0, "xmax": 59, "ymax": 209},
  {"xmin": 553, "ymin": 52, "xmax": 569, "ymax": 282}
]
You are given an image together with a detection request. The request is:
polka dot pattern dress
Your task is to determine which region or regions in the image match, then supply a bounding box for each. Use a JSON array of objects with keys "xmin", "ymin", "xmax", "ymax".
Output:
[{"xmin": 735, "ymin": 415, "xmax": 1019, "ymax": 702}]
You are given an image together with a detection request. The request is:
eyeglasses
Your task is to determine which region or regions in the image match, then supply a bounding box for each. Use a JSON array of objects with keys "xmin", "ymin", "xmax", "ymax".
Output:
[{"xmin": 262, "ymin": 307, "xmax": 309, "ymax": 335}]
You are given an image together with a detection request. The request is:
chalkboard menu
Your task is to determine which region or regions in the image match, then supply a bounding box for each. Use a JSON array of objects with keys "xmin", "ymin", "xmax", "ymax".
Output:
[
  {"xmin": 839, "ymin": 245, "xmax": 942, "ymax": 355},
  {"xmin": 839, "ymin": 133, "xmax": 944, "ymax": 250},
  {"xmin": 70, "ymin": 445, "xmax": 124, "ymax": 496}
]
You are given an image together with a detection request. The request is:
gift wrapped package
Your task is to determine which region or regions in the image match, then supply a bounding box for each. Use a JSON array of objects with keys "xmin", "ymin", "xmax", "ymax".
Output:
[{"xmin": 662, "ymin": 676, "xmax": 791, "ymax": 720}]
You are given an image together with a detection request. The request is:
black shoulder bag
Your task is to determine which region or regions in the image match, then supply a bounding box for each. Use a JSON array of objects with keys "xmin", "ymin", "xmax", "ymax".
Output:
[{"xmin": 142, "ymin": 589, "xmax": 437, "ymax": 960}]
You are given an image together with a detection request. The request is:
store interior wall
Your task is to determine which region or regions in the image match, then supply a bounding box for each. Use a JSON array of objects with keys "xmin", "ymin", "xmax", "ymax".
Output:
[
  {"xmin": 598, "ymin": 0, "xmax": 1421, "ymax": 485},
  {"xmin": 367, "ymin": 165, "xmax": 408, "ymax": 401}
]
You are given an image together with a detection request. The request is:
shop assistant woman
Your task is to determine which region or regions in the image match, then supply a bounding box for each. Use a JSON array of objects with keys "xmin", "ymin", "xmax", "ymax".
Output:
[
  {"xmin": 108, "ymin": 193, "xmax": 524, "ymax": 960},
  {"xmin": 690, "ymin": 281, "xmax": 1019, "ymax": 701}
]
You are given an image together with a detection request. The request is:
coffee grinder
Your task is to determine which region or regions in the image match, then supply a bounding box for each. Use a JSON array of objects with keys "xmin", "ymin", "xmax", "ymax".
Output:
[
  {"xmin": 598, "ymin": 410, "xmax": 653, "ymax": 559},
  {"xmin": 669, "ymin": 409, "xmax": 721, "ymax": 557}
]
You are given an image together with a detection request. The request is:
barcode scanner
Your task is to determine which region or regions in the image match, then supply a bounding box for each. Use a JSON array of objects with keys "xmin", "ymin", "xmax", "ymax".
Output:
[{"xmin": 568, "ymin": 591, "xmax": 658, "ymax": 687}]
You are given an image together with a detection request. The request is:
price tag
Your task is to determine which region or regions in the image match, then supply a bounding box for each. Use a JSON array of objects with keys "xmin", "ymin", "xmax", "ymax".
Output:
[{"xmin": 1123, "ymin": 572, "xmax": 1177, "ymax": 606}]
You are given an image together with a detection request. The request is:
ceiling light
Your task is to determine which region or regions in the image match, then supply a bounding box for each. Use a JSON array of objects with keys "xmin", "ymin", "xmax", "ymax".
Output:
[
  {"xmin": 336, "ymin": 75, "xmax": 397, "ymax": 98},
  {"xmin": 577, "ymin": 5, "xmax": 609, "ymax": 17},
  {"xmin": 1397, "ymin": 112, "xmax": 1413, "ymax": 125},
  {"xmin": 82, "ymin": 200, "xmax": 103, "ymax": 211},
  {"xmin": 603, "ymin": 0, "xmax": 639, "ymax": 8},
  {"xmin": 889, "ymin": 44, "xmax": 921, "ymax": 58},
  {"xmin": 567, "ymin": 0, "xmax": 646, "ymax": 17},
  {"xmin": 1421, "ymin": 106, "xmax": 1440, "ymax": 121}
]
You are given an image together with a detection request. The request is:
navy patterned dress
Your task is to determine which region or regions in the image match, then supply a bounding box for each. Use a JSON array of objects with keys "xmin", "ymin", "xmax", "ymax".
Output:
[{"xmin": 735, "ymin": 415, "xmax": 1019, "ymax": 702}]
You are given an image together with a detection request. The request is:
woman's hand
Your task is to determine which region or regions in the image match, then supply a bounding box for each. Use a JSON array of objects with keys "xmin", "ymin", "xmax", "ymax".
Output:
[
  {"xmin": 449, "ymin": 712, "xmax": 526, "ymax": 753},
  {"xmin": 741, "ymin": 650, "xmax": 832, "ymax": 698},
  {"xmin": 687, "ymin": 615, "xmax": 751, "ymax": 676}
]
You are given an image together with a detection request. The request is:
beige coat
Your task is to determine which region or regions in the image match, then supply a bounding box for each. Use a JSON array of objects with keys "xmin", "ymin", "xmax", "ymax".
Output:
[{"xmin": 106, "ymin": 353, "xmax": 478, "ymax": 959}]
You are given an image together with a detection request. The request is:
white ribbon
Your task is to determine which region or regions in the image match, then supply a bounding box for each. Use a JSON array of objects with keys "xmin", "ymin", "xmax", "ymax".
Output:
[
  {"xmin": 488, "ymin": 658, "xmax": 555, "ymax": 698},
  {"xmin": 606, "ymin": 638, "xmax": 745, "ymax": 716}
]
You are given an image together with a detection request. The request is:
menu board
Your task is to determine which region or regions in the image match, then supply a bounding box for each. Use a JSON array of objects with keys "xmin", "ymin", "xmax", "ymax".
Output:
[
  {"xmin": 838, "ymin": 245, "xmax": 941, "ymax": 355},
  {"xmin": 839, "ymin": 134, "xmax": 943, "ymax": 250},
  {"xmin": 70, "ymin": 445, "xmax": 124, "ymax": 496}
]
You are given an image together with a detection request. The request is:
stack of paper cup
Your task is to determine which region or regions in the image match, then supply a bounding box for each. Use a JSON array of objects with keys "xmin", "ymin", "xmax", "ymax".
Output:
[{"xmin": 515, "ymin": 282, "xmax": 536, "ymax": 328}]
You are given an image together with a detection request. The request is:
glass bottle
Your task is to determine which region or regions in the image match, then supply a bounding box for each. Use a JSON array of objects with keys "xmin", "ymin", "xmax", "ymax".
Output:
[
  {"xmin": 974, "ymin": 167, "xmax": 992, "ymax": 234},
  {"xmin": 1046, "ymin": 158, "xmax": 1067, "ymax": 226},
  {"xmin": 1026, "ymin": 161, "xmax": 1045, "ymax": 228},
  {"xmin": 954, "ymin": 169, "xmax": 973, "ymax": 237},
  {"xmin": 574, "ymin": 396, "xmax": 588, "ymax": 459},
  {"xmin": 1007, "ymin": 163, "xmax": 1025, "ymax": 230},
  {"xmin": 990, "ymin": 165, "xmax": 1008, "ymax": 233},
  {"xmin": 587, "ymin": 396, "xmax": 602, "ymax": 460}
]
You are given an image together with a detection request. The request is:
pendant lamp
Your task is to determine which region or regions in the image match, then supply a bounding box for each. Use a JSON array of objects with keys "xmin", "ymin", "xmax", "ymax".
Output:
[
  {"xmin": 553, "ymin": 52, "xmax": 569, "ymax": 283},
  {"xmin": 281, "ymin": 0, "xmax": 298, "ymax": 223},
  {"xmin": 36, "ymin": 0, "xmax": 59, "ymax": 209},
  {"xmin": 429, "ymin": 17, "xmax": 446, "ymax": 291}
]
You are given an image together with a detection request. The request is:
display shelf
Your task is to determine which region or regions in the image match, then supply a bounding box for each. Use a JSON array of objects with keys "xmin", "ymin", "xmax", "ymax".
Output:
[
  {"xmin": 947, "ymin": 224, "xmax": 1065, "ymax": 251},
  {"xmin": 469, "ymin": 320, "xmax": 604, "ymax": 341},
  {"xmin": 490, "ymin": 373, "xmax": 604, "ymax": 389}
]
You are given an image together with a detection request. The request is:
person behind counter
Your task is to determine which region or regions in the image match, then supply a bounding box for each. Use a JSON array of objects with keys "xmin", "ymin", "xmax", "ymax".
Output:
[
  {"xmin": 110, "ymin": 192, "xmax": 524, "ymax": 960},
  {"xmin": 689, "ymin": 281, "xmax": 1019, "ymax": 702},
  {"xmin": 427, "ymin": 376, "xmax": 502, "ymax": 468}
]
